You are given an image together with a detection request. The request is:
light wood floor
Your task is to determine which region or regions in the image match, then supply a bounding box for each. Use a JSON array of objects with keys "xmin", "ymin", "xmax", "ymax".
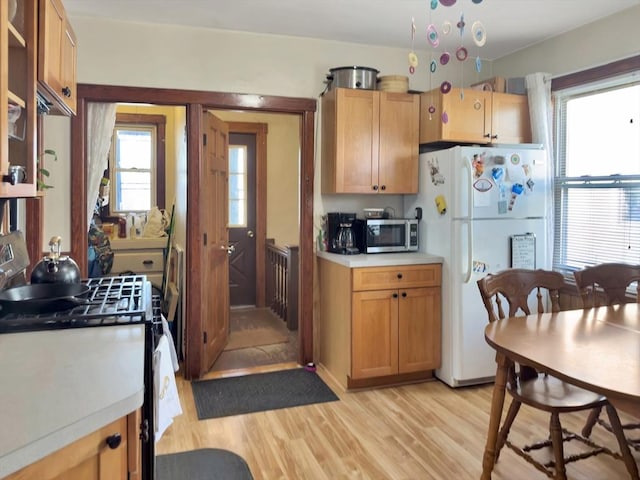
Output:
[{"xmin": 156, "ymin": 363, "xmax": 640, "ymax": 479}]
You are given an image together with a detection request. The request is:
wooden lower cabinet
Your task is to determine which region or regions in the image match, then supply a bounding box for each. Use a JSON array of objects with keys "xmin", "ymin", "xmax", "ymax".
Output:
[
  {"xmin": 319, "ymin": 259, "xmax": 442, "ymax": 390},
  {"xmin": 5, "ymin": 410, "xmax": 140, "ymax": 480}
]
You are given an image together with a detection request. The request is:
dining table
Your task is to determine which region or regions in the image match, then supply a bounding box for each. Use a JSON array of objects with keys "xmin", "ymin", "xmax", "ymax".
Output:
[{"xmin": 481, "ymin": 302, "xmax": 640, "ymax": 479}]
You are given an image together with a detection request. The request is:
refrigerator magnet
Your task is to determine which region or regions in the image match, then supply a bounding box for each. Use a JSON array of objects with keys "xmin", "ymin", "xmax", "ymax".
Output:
[
  {"xmin": 435, "ymin": 194, "xmax": 447, "ymax": 215},
  {"xmin": 428, "ymin": 158, "xmax": 445, "ymax": 185},
  {"xmin": 473, "ymin": 178, "xmax": 492, "ymax": 192}
]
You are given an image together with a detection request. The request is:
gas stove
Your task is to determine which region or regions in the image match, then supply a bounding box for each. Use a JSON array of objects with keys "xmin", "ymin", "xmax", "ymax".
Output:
[{"xmin": 0, "ymin": 275, "xmax": 155, "ymax": 334}]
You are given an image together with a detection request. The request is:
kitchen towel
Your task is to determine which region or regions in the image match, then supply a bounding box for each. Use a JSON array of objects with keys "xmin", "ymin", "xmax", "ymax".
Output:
[{"xmin": 154, "ymin": 334, "xmax": 183, "ymax": 441}]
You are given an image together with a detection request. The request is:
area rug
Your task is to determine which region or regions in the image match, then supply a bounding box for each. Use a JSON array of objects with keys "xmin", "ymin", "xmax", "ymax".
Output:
[
  {"xmin": 191, "ymin": 368, "xmax": 339, "ymax": 420},
  {"xmin": 224, "ymin": 327, "xmax": 289, "ymax": 351},
  {"xmin": 156, "ymin": 448, "xmax": 253, "ymax": 480}
]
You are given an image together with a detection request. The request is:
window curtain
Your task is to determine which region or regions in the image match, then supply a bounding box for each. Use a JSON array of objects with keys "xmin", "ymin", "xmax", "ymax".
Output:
[
  {"xmin": 86, "ymin": 102, "xmax": 117, "ymax": 230},
  {"xmin": 525, "ymin": 73, "xmax": 554, "ymax": 268}
]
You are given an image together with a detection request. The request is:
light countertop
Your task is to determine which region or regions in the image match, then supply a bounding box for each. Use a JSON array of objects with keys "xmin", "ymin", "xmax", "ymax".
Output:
[
  {"xmin": 316, "ymin": 251, "xmax": 443, "ymax": 268},
  {"xmin": 0, "ymin": 325, "xmax": 145, "ymax": 478}
]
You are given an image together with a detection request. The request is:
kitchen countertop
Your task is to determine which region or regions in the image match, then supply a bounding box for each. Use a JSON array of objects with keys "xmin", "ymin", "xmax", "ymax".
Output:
[
  {"xmin": 316, "ymin": 251, "xmax": 443, "ymax": 268},
  {"xmin": 0, "ymin": 324, "xmax": 145, "ymax": 478}
]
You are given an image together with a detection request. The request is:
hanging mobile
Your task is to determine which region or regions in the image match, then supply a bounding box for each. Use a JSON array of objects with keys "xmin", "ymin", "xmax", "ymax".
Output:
[{"xmin": 408, "ymin": 18, "xmax": 418, "ymax": 74}]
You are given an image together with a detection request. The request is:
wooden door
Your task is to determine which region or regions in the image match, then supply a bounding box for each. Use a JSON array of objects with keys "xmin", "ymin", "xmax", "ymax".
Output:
[
  {"xmin": 334, "ymin": 88, "xmax": 379, "ymax": 193},
  {"xmin": 490, "ymin": 92, "xmax": 532, "ymax": 144},
  {"xmin": 351, "ymin": 289, "xmax": 398, "ymax": 379},
  {"xmin": 398, "ymin": 287, "xmax": 442, "ymax": 374},
  {"xmin": 377, "ymin": 92, "xmax": 419, "ymax": 194},
  {"xmin": 228, "ymin": 132, "xmax": 257, "ymax": 306},
  {"xmin": 202, "ymin": 111, "xmax": 230, "ymax": 371}
]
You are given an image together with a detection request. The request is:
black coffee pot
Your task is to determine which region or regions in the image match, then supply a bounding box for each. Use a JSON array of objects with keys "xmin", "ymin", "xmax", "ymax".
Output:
[{"xmin": 30, "ymin": 236, "xmax": 81, "ymax": 284}]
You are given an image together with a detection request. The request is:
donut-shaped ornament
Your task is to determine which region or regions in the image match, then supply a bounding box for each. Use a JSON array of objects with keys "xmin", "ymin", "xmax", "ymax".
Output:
[
  {"xmin": 442, "ymin": 21, "xmax": 452, "ymax": 35},
  {"xmin": 472, "ymin": 21, "xmax": 487, "ymax": 47},
  {"xmin": 439, "ymin": 0, "xmax": 456, "ymax": 6},
  {"xmin": 428, "ymin": 105, "xmax": 436, "ymax": 114},
  {"xmin": 472, "ymin": 0, "xmax": 483, "ymax": 3},
  {"xmin": 430, "ymin": 0, "xmax": 438, "ymax": 10},
  {"xmin": 430, "ymin": 59, "xmax": 437, "ymax": 73},
  {"xmin": 475, "ymin": 56, "xmax": 482, "ymax": 72},
  {"xmin": 456, "ymin": 46, "xmax": 468, "ymax": 61},
  {"xmin": 440, "ymin": 52, "xmax": 450, "ymax": 65},
  {"xmin": 427, "ymin": 24, "xmax": 439, "ymax": 47},
  {"xmin": 440, "ymin": 81, "xmax": 452, "ymax": 94},
  {"xmin": 442, "ymin": 111, "xmax": 449, "ymax": 124},
  {"xmin": 408, "ymin": 51, "xmax": 418, "ymax": 68}
]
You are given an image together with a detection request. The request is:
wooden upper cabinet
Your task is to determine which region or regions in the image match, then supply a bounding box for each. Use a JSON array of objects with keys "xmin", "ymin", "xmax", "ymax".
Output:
[
  {"xmin": 419, "ymin": 88, "xmax": 531, "ymax": 145},
  {"xmin": 38, "ymin": 0, "xmax": 77, "ymax": 115},
  {"xmin": 0, "ymin": 0, "xmax": 38, "ymax": 197},
  {"xmin": 321, "ymin": 88, "xmax": 419, "ymax": 194}
]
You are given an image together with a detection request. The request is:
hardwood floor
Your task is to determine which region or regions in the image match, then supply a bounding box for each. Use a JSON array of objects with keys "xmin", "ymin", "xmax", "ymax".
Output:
[
  {"xmin": 157, "ymin": 364, "xmax": 639, "ymax": 479},
  {"xmin": 209, "ymin": 307, "xmax": 298, "ymax": 372}
]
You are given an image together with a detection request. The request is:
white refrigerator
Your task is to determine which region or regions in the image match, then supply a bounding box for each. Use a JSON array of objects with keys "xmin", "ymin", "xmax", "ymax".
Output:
[{"xmin": 404, "ymin": 145, "xmax": 550, "ymax": 387}]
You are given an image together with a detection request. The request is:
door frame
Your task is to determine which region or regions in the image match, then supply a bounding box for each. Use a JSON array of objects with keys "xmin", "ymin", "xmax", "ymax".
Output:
[
  {"xmin": 61, "ymin": 84, "xmax": 315, "ymax": 380},
  {"xmin": 227, "ymin": 122, "xmax": 268, "ymax": 308}
]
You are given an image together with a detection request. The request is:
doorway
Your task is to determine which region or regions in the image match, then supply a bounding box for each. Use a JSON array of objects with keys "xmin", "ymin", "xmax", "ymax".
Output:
[{"xmin": 67, "ymin": 85, "xmax": 316, "ymax": 380}]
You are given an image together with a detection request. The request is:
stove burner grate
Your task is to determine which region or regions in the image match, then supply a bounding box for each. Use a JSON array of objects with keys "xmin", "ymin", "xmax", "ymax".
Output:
[{"xmin": 0, "ymin": 275, "xmax": 153, "ymax": 333}]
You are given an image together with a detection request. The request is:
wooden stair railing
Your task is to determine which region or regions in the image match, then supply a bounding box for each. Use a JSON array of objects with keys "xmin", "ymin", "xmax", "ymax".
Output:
[{"xmin": 265, "ymin": 239, "xmax": 299, "ymax": 330}]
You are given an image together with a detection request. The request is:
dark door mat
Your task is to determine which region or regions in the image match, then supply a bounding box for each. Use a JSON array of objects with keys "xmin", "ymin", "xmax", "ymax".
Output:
[
  {"xmin": 156, "ymin": 448, "xmax": 253, "ymax": 480},
  {"xmin": 191, "ymin": 368, "xmax": 339, "ymax": 420}
]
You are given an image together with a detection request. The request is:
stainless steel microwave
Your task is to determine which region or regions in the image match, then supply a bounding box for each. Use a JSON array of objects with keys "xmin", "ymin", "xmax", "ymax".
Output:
[{"xmin": 363, "ymin": 218, "xmax": 419, "ymax": 253}]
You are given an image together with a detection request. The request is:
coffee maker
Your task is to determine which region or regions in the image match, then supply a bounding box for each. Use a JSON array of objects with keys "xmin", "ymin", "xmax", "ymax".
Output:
[{"xmin": 327, "ymin": 212, "xmax": 363, "ymax": 255}]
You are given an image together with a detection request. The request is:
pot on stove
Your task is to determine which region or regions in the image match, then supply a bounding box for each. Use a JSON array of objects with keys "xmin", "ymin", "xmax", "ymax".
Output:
[{"xmin": 30, "ymin": 236, "xmax": 81, "ymax": 284}]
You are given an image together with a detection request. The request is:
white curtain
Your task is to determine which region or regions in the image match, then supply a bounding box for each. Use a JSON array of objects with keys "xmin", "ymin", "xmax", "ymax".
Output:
[
  {"xmin": 86, "ymin": 102, "xmax": 117, "ymax": 230},
  {"xmin": 525, "ymin": 72, "xmax": 554, "ymax": 268}
]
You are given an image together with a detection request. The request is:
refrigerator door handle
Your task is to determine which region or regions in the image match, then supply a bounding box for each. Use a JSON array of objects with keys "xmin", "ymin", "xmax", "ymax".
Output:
[
  {"xmin": 462, "ymin": 157, "xmax": 474, "ymax": 284},
  {"xmin": 463, "ymin": 219, "xmax": 473, "ymax": 284}
]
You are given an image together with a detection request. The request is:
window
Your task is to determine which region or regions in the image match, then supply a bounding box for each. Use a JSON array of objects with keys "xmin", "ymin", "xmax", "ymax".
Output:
[
  {"xmin": 228, "ymin": 144, "xmax": 247, "ymax": 227},
  {"xmin": 106, "ymin": 113, "xmax": 166, "ymax": 215},
  {"xmin": 553, "ymin": 72, "xmax": 640, "ymax": 273}
]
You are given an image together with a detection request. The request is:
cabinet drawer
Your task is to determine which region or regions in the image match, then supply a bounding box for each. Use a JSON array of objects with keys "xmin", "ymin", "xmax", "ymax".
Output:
[
  {"xmin": 353, "ymin": 264, "xmax": 441, "ymax": 291},
  {"xmin": 112, "ymin": 250, "xmax": 164, "ymax": 274}
]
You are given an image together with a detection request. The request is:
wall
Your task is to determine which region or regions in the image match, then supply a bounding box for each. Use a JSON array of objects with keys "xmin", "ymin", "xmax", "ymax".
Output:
[
  {"xmin": 491, "ymin": 5, "xmax": 640, "ymax": 78},
  {"xmin": 212, "ymin": 110, "xmax": 300, "ymax": 246}
]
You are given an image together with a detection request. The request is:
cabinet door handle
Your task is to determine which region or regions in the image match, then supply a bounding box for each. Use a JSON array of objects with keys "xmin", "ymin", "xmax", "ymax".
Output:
[
  {"xmin": 401, "ymin": 292, "xmax": 407, "ymax": 298},
  {"xmin": 491, "ymin": 134, "xmax": 498, "ymax": 140},
  {"xmin": 142, "ymin": 260, "xmax": 154, "ymax": 265},
  {"xmin": 397, "ymin": 273, "xmax": 403, "ymax": 279},
  {"xmin": 392, "ymin": 293, "xmax": 398, "ymax": 298},
  {"xmin": 484, "ymin": 133, "xmax": 491, "ymax": 138},
  {"xmin": 62, "ymin": 86, "xmax": 72, "ymax": 97},
  {"xmin": 106, "ymin": 433, "xmax": 122, "ymax": 449},
  {"xmin": 380, "ymin": 185, "xmax": 386, "ymax": 191},
  {"xmin": 372, "ymin": 185, "xmax": 379, "ymax": 191}
]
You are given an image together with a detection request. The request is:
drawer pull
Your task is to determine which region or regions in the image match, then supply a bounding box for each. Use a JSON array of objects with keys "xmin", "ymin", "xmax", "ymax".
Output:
[
  {"xmin": 397, "ymin": 273, "xmax": 403, "ymax": 279},
  {"xmin": 142, "ymin": 260, "xmax": 154, "ymax": 266},
  {"xmin": 106, "ymin": 433, "xmax": 122, "ymax": 449}
]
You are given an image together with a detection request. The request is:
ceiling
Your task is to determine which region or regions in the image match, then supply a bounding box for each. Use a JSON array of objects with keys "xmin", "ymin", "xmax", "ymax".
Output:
[{"xmin": 64, "ymin": 0, "xmax": 639, "ymax": 61}]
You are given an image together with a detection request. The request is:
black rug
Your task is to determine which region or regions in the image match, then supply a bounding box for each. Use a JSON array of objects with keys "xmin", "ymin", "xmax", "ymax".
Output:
[
  {"xmin": 156, "ymin": 448, "xmax": 253, "ymax": 480},
  {"xmin": 191, "ymin": 368, "xmax": 339, "ymax": 419}
]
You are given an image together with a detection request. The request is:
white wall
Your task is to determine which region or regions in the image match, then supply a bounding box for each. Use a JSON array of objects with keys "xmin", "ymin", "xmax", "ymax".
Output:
[{"xmin": 492, "ymin": 5, "xmax": 640, "ymax": 78}]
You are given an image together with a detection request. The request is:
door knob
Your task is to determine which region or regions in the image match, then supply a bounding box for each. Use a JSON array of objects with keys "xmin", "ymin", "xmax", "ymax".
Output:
[
  {"xmin": 247, "ymin": 230, "xmax": 255, "ymax": 238},
  {"xmin": 220, "ymin": 245, "xmax": 235, "ymax": 254}
]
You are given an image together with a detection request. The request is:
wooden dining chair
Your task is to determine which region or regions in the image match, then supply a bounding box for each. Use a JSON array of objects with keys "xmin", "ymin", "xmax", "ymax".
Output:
[
  {"xmin": 574, "ymin": 263, "xmax": 640, "ymax": 451},
  {"xmin": 478, "ymin": 268, "xmax": 637, "ymax": 480}
]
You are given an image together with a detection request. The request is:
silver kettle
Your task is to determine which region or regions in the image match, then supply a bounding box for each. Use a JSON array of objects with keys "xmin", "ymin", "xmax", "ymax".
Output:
[{"xmin": 30, "ymin": 236, "xmax": 81, "ymax": 284}]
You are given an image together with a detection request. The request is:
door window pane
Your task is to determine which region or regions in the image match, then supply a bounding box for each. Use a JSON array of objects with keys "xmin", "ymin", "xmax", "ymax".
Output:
[{"xmin": 229, "ymin": 145, "xmax": 247, "ymax": 227}]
